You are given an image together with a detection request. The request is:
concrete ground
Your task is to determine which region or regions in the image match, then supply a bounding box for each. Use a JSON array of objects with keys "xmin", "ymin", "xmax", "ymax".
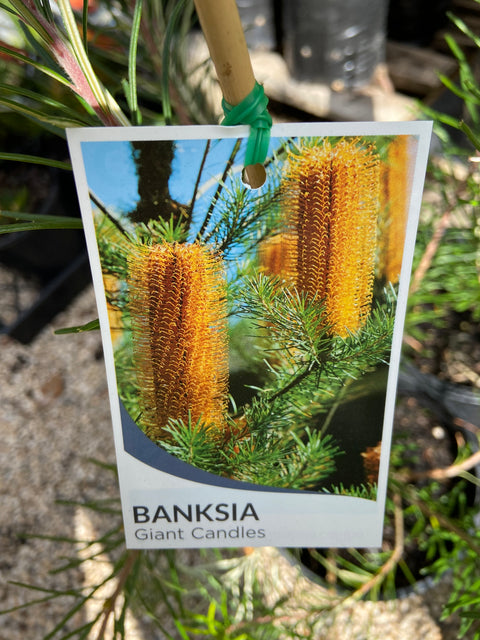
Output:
[{"xmin": 0, "ymin": 285, "xmax": 466, "ymax": 639}]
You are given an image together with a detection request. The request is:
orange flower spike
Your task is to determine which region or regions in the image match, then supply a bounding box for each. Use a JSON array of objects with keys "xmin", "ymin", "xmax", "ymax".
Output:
[
  {"xmin": 283, "ymin": 139, "xmax": 380, "ymax": 337},
  {"xmin": 379, "ymin": 136, "xmax": 411, "ymax": 284},
  {"xmin": 258, "ymin": 232, "xmax": 297, "ymax": 284},
  {"xmin": 328, "ymin": 140, "xmax": 380, "ymax": 336},
  {"xmin": 285, "ymin": 144, "xmax": 332, "ymax": 300},
  {"xmin": 127, "ymin": 242, "xmax": 229, "ymax": 441}
]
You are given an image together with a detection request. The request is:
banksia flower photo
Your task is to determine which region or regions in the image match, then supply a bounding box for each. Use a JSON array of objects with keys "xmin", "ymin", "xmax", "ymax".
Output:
[
  {"xmin": 258, "ymin": 231, "xmax": 297, "ymax": 285},
  {"xmin": 280, "ymin": 138, "xmax": 380, "ymax": 337},
  {"xmin": 75, "ymin": 127, "xmax": 423, "ymax": 496},
  {"xmin": 127, "ymin": 241, "xmax": 229, "ymax": 442},
  {"xmin": 378, "ymin": 136, "xmax": 414, "ymax": 284}
]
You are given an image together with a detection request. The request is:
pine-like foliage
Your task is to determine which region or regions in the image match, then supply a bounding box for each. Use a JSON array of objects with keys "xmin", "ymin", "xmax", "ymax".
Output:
[{"xmin": 127, "ymin": 242, "xmax": 229, "ymax": 441}]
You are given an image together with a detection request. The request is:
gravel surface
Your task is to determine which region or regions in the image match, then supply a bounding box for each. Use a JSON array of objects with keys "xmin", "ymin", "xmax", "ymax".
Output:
[
  {"xmin": 1, "ymin": 286, "xmax": 120, "ymax": 638},
  {"xmin": 0, "ymin": 284, "xmax": 466, "ymax": 639}
]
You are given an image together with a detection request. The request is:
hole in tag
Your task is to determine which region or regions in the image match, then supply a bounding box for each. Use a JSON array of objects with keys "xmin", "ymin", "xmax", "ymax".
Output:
[{"xmin": 242, "ymin": 163, "xmax": 266, "ymax": 189}]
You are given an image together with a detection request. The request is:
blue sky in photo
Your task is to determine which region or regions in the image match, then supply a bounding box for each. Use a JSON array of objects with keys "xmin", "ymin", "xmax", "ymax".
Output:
[
  {"xmin": 81, "ymin": 135, "xmax": 281, "ymax": 233},
  {"xmin": 81, "ymin": 140, "xmax": 140, "ymax": 214}
]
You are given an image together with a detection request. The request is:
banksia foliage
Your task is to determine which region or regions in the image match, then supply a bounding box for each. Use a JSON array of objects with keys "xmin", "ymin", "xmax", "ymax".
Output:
[
  {"xmin": 127, "ymin": 242, "xmax": 229, "ymax": 441},
  {"xmin": 283, "ymin": 139, "xmax": 380, "ymax": 337},
  {"xmin": 378, "ymin": 136, "xmax": 411, "ymax": 284}
]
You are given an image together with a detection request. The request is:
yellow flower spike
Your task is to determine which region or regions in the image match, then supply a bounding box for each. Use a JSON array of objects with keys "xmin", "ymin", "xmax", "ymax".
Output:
[
  {"xmin": 127, "ymin": 242, "xmax": 229, "ymax": 441},
  {"xmin": 283, "ymin": 139, "xmax": 380, "ymax": 337},
  {"xmin": 103, "ymin": 273, "xmax": 124, "ymax": 344},
  {"xmin": 258, "ymin": 231, "xmax": 297, "ymax": 285},
  {"xmin": 378, "ymin": 136, "xmax": 411, "ymax": 284}
]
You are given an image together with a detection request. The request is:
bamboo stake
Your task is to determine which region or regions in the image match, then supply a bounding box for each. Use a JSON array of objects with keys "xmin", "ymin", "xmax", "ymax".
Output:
[{"xmin": 193, "ymin": 0, "xmax": 267, "ymax": 188}]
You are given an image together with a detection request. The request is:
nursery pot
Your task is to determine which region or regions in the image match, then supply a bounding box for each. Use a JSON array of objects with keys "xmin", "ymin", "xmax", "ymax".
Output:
[
  {"xmin": 387, "ymin": 0, "xmax": 451, "ymax": 45},
  {"xmin": 295, "ymin": 364, "xmax": 480, "ymax": 596},
  {"xmin": 0, "ymin": 176, "xmax": 85, "ymax": 278},
  {"xmin": 281, "ymin": 0, "xmax": 388, "ymax": 88},
  {"xmin": 236, "ymin": 0, "xmax": 277, "ymax": 50},
  {"xmin": 0, "ymin": 160, "xmax": 90, "ymax": 343}
]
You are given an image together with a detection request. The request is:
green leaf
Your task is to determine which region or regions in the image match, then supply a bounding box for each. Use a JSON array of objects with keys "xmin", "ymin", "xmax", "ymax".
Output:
[
  {"xmin": 458, "ymin": 471, "xmax": 480, "ymax": 488},
  {"xmin": 207, "ymin": 600, "xmax": 218, "ymax": 633},
  {"xmin": 161, "ymin": 0, "xmax": 188, "ymax": 124},
  {"xmin": 0, "ymin": 152, "xmax": 71, "ymax": 171},
  {"xmin": 459, "ymin": 120, "xmax": 480, "ymax": 151},
  {"xmin": 0, "ymin": 44, "xmax": 73, "ymax": 89},
  {"xmin": 173, "ymin": 619, "xmax": 191, "ymax": 640},
  {"xmin": 458, "ymin": 610, "xmax": 480, "ymax": 620},
  {"xmin": 0, "ymin": 211, "xmax": 84, "ymax": 233},
  {"xmin": 6, "ymin": 0, "xmax": 55, "ymax": 46},
  {"xmin": 0, "ymin": 82, "xmax": 94, "ymax": 124},
  {"xmin": 0, "ymin": 96, "xmax": 90, "ymax": 128},
  {"xmin": 54, "ymin": 319, "xmax": 100, "ymax": 335},
  {"xmin": 448, "ymin": 12, "xmax": 480, "ymax": 50},
  {"xmin": 126, "ymin": 0, "xmax": 143, "ymax": 125},
  {"xmin": 438, "ymin": 73, "xmax": 479, "ymax": 106},
  {"xmin": 421, "ymin": 104, "xmax": 462, "ymax": 130},
  {"xmin": 0, "ymin": 582, "xmax": 78, "ymax": 615}
]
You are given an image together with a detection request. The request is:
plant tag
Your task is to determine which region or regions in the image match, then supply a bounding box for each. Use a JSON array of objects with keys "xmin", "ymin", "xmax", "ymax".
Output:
[{"xmin": 67, "ymin": 121, "xmax": 431, "ymax": 549}]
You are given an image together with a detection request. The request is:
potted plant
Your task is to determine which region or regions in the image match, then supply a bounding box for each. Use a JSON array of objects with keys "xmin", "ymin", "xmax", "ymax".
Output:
[{"xmin": 0, "ymin": 2, "xmax": 479, "ymax": 639}]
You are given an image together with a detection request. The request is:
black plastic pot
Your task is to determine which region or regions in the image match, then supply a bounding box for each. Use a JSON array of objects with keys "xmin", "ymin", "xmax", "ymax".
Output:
[
  {"xmin": 387, "ymin": 0, "xmax": 451, "ymax": 46},
  {"xmin": 0, "ymin": 165, "xmax": 90, "ymax": 344},
  {"xmin": 237, "ymin": 0, "xmax": 277, "ymax": 50},
  {"xmin": 398, "ymin": 363, "xmax": 480, "ymax": 502},
  {"xmin": 293, "ymin": 365, "xmax": 480, "ymax": 599},
  {"xmin": 281, "ymin": 0, "xmax": 388, "ymax": 88}
]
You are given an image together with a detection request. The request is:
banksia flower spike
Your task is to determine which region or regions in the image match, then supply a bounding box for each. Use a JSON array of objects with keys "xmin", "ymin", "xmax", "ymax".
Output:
[
  {"xmin": 127, "ymin": 242, "xmax": 229, "ymax": 441},
  {"xmin": 361, "ymin": 441, "xmax": 382, "ymax": 485},
  {"xmin": 258, "ymin": 231, "xmax": 296, "ymax": 285},
  {"xmin": 283, "ymin": 139, "xmax": 380, "ymax": 337},
  {"xmin": 378, "ymin": 136, "xmax": 412, "ymax": 284}
]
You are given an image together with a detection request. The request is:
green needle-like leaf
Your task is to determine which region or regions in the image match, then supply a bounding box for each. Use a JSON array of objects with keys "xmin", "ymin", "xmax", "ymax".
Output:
[
  {"xmin": 0, "ymin": 211, "xmax": 84, "ymax": 233},
  {"xmin": 0, "ymin": 44, "xmax": 73, "ymax": 88},
  {"xmin": 54, "ymin": 319, "xmax": 100, "ymax": 334},
  {"xmin": 0, "ymin": 96, "xmax": 91, "ymax": 128},
  {"xmin": 126, "ymin": 0, "xmax": 143, "ymax": 125},
  {"xmin": 0, "ymin": 152, "xmax": 71, "ymax": 170}
]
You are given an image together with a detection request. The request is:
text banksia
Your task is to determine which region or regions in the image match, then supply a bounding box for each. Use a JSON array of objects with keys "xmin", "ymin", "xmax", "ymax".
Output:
[{"xmin": 127, "ymin": 242, "xmax": 229, "ymax": 441}]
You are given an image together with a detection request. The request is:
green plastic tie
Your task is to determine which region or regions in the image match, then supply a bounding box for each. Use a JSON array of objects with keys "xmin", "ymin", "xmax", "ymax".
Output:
[{"xmin": 222, "ymin": 81, "xmax": 272, "ymax": 167}]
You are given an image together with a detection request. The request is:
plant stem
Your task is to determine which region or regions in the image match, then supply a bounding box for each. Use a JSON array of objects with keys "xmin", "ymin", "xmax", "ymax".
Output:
[
  {"xmin": 90, "ymin": 191, "xmax": 130, "ymax": 238},
  {"xmin": 396, "ymin": 481, "xmax": 480, "ymax": 556},
  {"xmin": 343, "ymin": 492, "xmax": 404, "ymax": 603},
  {"xmin": 269, "ymin": 360, "xmax": 318, "ymax": 402},
  {"xmin": 401, "ymin": 449, "xmax": 480, "ymax": 482},
  {"xmin": 94, "ymin": 550, "xmax": 140, "ymax": 640},
  {"xmin": 56, "ymin": 0, "xmax": 129, "ymax": 126},
  {"xmin": 199, "ymin": 138, "xmax": 242, "ymax": 241},
  {"xmin": 190, "ymin": 139, "xmax": 211, "ymax": 214},
  {"xmin": 410, "ymin": 208, "xmax": 451, "ymax": 295},
  {"xmin": 320, "ymin": 378, "xmax": 352, "ymax": 436}
]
